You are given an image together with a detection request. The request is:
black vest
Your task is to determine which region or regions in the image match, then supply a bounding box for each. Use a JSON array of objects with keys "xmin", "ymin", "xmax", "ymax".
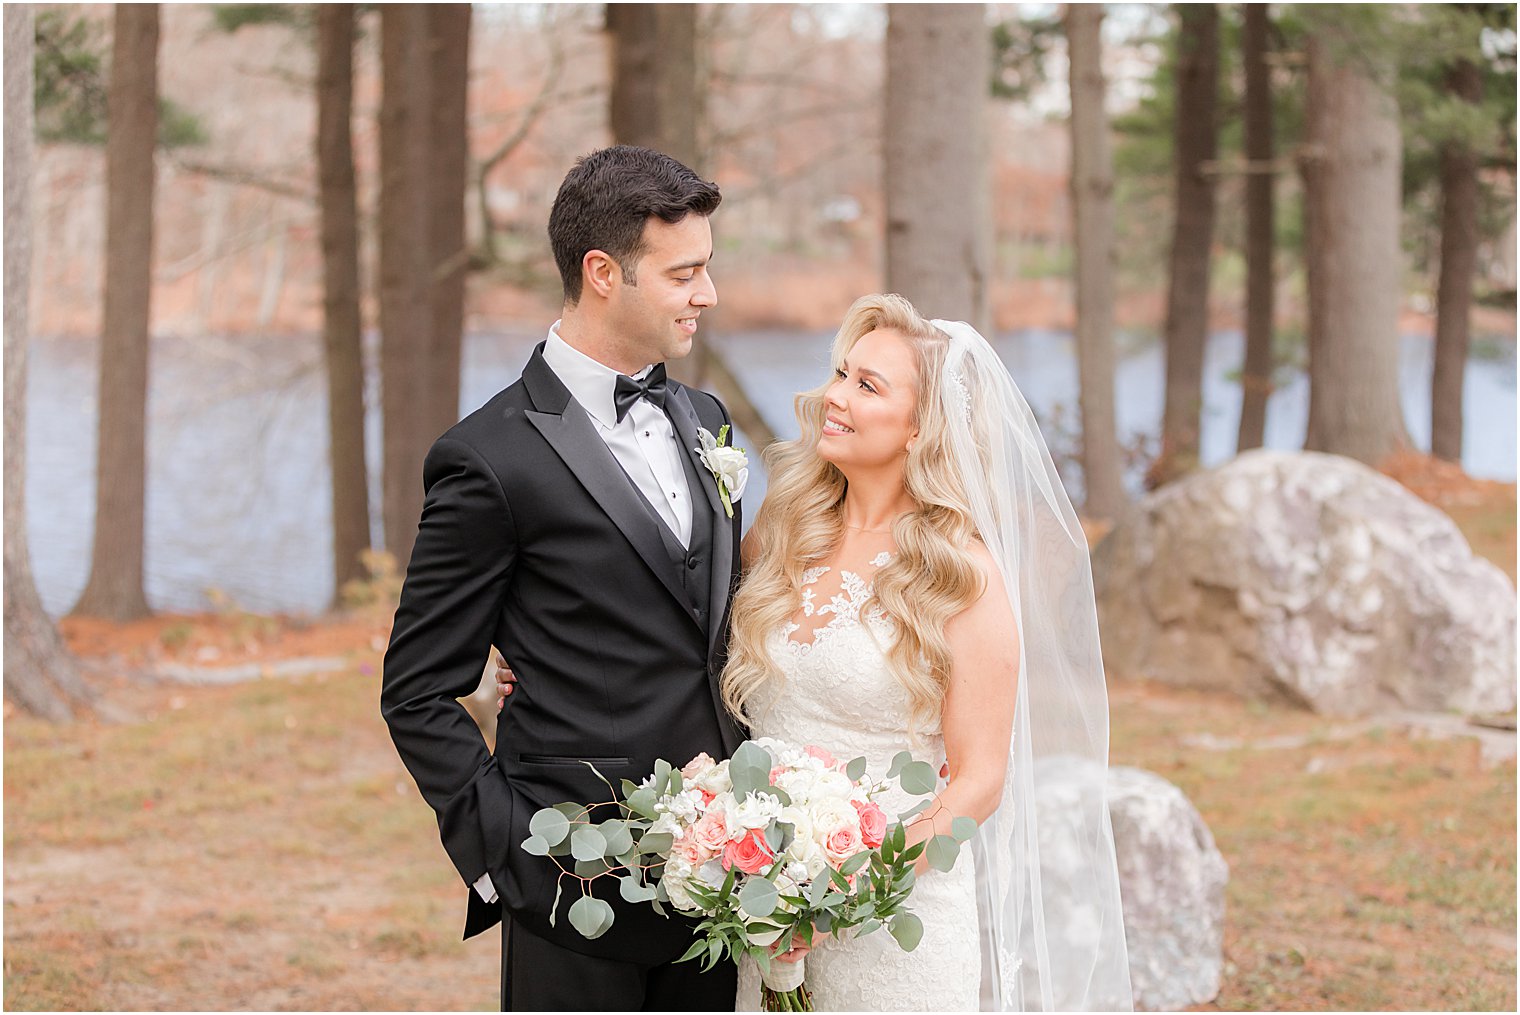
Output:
[{"xmin": 616, "ymin": 414, "xmax": 715, "ymax": 634}]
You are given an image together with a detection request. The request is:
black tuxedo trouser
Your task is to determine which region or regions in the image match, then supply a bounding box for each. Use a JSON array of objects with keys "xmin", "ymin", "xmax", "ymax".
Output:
[{"xmin": 502, "ymin": 912, "xmax": 738, "ymax": 1011}]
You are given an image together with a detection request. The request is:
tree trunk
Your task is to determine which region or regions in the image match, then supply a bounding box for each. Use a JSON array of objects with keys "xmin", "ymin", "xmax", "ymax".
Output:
[
  {"xmin": 1064, "ymin": 4, "xmax": 1127, "ymax": 520},
  {"xmin": 5, "ymin": 4, "xmax": 92, "ymax": 720},
  {"xmin": 1158, "ymin": 3, "xmax": 1219, "ymax": 482},
  {"xmin": 603, "ymin": 4, "xmax": 775, "ymax": 449},
  {"xmin": 1237, "ymin": 2, "xmax": 1275, "ymax": 453},
  {"xmin": 316, "ymin": 5, "xmax": 369, "ymax": 601},
  {"xmin": 378, "ymin": 5, "xmax": 434, "ymax": 567},
  {"xmin": 427, "ymin": 5, "xmax": 470, "ymax": 448},
  {"xmin": 607, "ymin": 2, "xmax": 706, "ymax": 385},
  {"xmin": 884, "ymin": 4, "xmax": 993, "ymax": 337},
  {"xmin": 606, "ymin": 4, "xmax": 701, "ymax": 170},
  {"xmin": 1431, "ymin": 57, "xmax": 1483, "ymax": 463},
  {"xmin": 1301, "ymin": 34, "xmax": 1411, "ymax": 463},
  {"xmin": 72, "ymin": 4, "xmax": 158, "ymax": 620}
]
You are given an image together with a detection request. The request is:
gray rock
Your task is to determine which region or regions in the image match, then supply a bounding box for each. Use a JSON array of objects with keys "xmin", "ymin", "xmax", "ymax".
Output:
[
  {"xmin": 1093, "ymin": 449, "xmax": 1516, "ymax": 716},
  {"xmin": 1107, "ymin": 766, "xmax": 1229, "ymax": 1012}
]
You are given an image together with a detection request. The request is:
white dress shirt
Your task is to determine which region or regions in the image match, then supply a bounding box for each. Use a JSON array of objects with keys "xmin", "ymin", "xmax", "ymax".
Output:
[{"xmin": 472, "ymin": 322, "xmax": 697, "ymax": 905}]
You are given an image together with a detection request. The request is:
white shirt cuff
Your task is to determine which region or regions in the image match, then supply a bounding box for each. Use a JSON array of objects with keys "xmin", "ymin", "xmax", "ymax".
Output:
[{"xmin": 473, "ymin": 871, "xmax": 499, "ymax": 904}]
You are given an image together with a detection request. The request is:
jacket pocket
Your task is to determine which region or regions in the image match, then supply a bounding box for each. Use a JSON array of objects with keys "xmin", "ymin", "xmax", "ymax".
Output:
[{"xmin": 517, "ymin": 754, "xmax": 630, "ymax": 767}]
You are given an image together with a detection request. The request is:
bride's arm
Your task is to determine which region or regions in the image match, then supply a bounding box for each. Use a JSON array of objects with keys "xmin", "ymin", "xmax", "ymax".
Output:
[{"xmin": 905, "ymin": 546, "xmax": 1019, "ymax": 870}]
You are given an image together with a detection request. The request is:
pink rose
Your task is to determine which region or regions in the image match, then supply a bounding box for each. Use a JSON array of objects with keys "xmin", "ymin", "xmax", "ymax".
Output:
[
  {"xmin": 721, "ymin": 828, "xmax": 776, "ymax": 875},
  {"xmin": 698, "ymin": 789, "xmax": 716, "ymax": 806},
  {"xmin": 691, "ymin": 809, "xmax": 729, "ymax": 856},
  {"xmin": 671, "ymin": 830, "xmax": 704, "ymax": 867},
  {"xmin": 681, "ymin": 752, "xmax": 718, "ymax": 780},
  {"xmin": 852, "ymin": 800, "xmax": 887, "ymax": 849},
  {"xmin": 823, "ymin": 821, "xmax": 864, "ymax": 867},
  {"xmin": 804, "ymin": 745, "xmax": 838, "ymax": 769},
  {"xmin": 769, "ymin": 765, "xmax": 786, "ymax": 785}
]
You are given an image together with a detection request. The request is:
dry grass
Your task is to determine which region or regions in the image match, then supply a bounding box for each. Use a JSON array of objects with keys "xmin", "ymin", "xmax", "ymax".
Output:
[
  {"xmin": 4, "ymin": 666, "xmax": 499, "ymax": 1011},
  {"xmin": 1109, "ymin": 679, "xmax": 1516, "ymax": 1011}
]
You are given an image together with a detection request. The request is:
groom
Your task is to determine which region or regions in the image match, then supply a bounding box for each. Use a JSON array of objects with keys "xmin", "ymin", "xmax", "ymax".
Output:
[{"xmin": 380, "ymin": 146, "xmax": 745, "ymax": 1010}]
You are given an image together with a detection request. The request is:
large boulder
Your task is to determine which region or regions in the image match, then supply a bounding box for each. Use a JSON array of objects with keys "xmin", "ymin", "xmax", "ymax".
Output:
[
  {"xmin": 1031, "ymin": 759, "xmax": 1227, "ymax": 1011},
  {"xmin": 1108, "ymin": 766, "xmax": 1229, "ymax": 1012},
  {"xmin": 1093, "ymin": 450, "xmax": 1516, "ymax": 717}
]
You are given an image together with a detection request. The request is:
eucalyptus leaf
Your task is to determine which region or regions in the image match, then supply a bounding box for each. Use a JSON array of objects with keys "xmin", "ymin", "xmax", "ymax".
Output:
[
  {"xmin": 889, "ymin": 912, "xmax": 924, "ymax": 951},
  {"xmin": 619, "ymin": 875, "xmax": 658, "ymax": 903},
  {"xmin": 571, "ymin": 826, "xmax": 607, "ymax": 862},
  {"xmin": 857, "ymin": 917, "xmax": 882, "ymax": 938},
  {"xmin": 521, "ymin": 834, "xmax": 550, "ymax": 856},
  {"xmin": 951, "ymin": 816, "xmax": 977, "ymax": 843},
  {"xmin": 637, "ymin": 831, "xmax": 674, "ymax": 855},
  {"xmin": 625, "ymin": 788, "xmax": 659, "ymax": 819},
  {"xmin": 574, "ymin": 857, "xmax": 610, "ymax": 878},
  {"xmin": 897, "ymin": 800, "xmax": 932, "ymax": 822},
  {"xmin": 552, "ymin": 801, "xmax": 584, "ymax": 820},
  {"xmin": 760, "ymin": 785, "xmax": 792, "ymax": 806},
  {"xmin": 926, "ymin": 834, "xmax": 960, "ymax": 873},
  {"xmin": 620, "ymin": 778, "xmax": 640, "ymax": 798},
  {"xmin": 886, "ymin": 750, "xmax": 914, "ymax": 779},
  {"xmin": 808, "ymin": 873, "xmax": 830, "ymax": 907},
  {"xmin": 738, "ymin": 877, "xmax": 779, "ymax": 918},
  {"xmin": 529, "ymin": 808, "xmax": 571, "ymax": 846},
  {"xmin": 846, "ymin": 756, "xmax": 868, "ymax": 782},
  {"xmin": 600, "ymin": 819, "xmax": 634, "ymax": 857},
  {"xmin": 568, "ymin": 895, "xmax": 615, "ymax": 940},
  {"xmin": 898, "ymin": 760, "xmax": 938, "ymax": 796}
]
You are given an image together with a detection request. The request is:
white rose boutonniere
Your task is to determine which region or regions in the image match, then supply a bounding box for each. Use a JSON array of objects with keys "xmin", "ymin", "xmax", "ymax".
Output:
[{"xmin": 694, "ymin": 424, "xmax": 748, "ymax": 518}]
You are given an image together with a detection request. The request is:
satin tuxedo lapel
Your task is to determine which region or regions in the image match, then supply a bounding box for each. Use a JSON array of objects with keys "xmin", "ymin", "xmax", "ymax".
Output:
[
  {"xmin": 521, "ymin": 348, "xmax": 700, "ymax": 629},
  {"xmin": 664, "ymin": 385, "xmax": 737, "ymax": 662}
]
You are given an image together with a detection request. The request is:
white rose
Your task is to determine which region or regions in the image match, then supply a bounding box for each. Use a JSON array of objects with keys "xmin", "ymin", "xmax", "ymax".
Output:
[
  {"xmin": 808, "ymin": 798, "xmax": 856, "ymax": 842},
  {"xmin": 663, "ymin": 873, "xmax": 699, "ymax": 912},
  {"xmin": 696, "ymin": 429, "xmax": 749, "ymax": 503},
  {"xmin": 790, "ymin": 837, "xmax": 829, "ymax": 880},
  {"xmin": 773, "ymin": 767, "xmax": 819, "ymax": 804},
  {"xmin": 779, "ymin": 806, "xmax": 815, "ymax": 852},
  {"xmin": 692, "ymin": 764, "xmax": 732, "ymax": 795},
  {"xmin": 813, "ymin": 770, "xmax": 855, "ymax": 801}
]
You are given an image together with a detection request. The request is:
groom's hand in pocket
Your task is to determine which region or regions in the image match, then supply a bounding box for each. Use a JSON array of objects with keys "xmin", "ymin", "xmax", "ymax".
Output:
[{"xmin": 495, "ymin": 656, "xmax": 516, "ymax": 710}]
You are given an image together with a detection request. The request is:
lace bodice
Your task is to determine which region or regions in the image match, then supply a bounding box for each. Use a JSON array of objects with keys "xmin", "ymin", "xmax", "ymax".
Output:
[
  {"xmin": 757, "ymin": 552, "xmax": 943, "ymax": 781},
  {"xmin": 736, "ymin": 552, "xmax": 981, "ymax": 1011}
]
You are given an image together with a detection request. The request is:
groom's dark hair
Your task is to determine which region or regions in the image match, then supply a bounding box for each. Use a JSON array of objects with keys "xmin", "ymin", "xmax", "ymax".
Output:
[{"xmin": 549, "ymin": 145, "xmax": 721, "ymax": 305}]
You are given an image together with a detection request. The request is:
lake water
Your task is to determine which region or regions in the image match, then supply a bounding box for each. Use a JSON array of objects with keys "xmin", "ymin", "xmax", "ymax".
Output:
[{"xmin": 26, "ymin": 327, "xmax": 1516, "ymax": 617}]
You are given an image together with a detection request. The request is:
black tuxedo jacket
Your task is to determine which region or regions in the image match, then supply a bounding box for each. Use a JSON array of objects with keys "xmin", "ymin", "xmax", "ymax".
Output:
[{"xmin": 380, "ymin": 344, "xmax": 746, "ymax": 964}]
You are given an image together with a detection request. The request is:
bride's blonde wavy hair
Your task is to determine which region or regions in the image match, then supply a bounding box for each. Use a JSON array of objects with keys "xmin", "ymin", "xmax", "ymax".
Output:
[{"xmin": 721, "ymin": 293, "xmax": 987, "ymax": 733}]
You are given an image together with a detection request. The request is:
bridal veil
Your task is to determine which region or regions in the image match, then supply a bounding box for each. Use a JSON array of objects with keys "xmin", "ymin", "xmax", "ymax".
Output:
[{"xmin": 930, "ymin": 319, "xmax": 1133, "ymax": 1012}]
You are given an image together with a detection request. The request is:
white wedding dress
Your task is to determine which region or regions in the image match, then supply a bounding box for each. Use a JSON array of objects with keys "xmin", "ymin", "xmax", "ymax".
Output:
[{"xmin": 735, "ymin": 553, "xmax": 982, "ymax": 1012}]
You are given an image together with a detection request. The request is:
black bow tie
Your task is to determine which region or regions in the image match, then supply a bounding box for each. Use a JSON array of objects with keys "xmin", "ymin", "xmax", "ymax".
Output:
[{"xmin": 612, "ymin": 363, "xmax": 668, "ymax": 423}]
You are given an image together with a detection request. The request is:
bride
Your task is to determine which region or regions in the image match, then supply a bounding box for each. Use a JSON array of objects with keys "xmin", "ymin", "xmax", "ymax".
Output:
[
  {"xmin": 725, "ymin": 294, "xmax": 1132, "ymax": 1011},
  {"xmin": 495, "ymin": 293, "xmax": 1133, "ymax": 1010}
]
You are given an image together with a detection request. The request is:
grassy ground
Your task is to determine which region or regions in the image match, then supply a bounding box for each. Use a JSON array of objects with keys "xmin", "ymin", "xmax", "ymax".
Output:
[{"xmin": 5, "ymin": 459, "xmax": 1514, "ymax": 1011}]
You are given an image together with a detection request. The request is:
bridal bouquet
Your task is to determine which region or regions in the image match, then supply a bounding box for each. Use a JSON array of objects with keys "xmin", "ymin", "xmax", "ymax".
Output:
[{"xmin": 521, "ymin": 738, "xmax": 975, "ymax": 1011}]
